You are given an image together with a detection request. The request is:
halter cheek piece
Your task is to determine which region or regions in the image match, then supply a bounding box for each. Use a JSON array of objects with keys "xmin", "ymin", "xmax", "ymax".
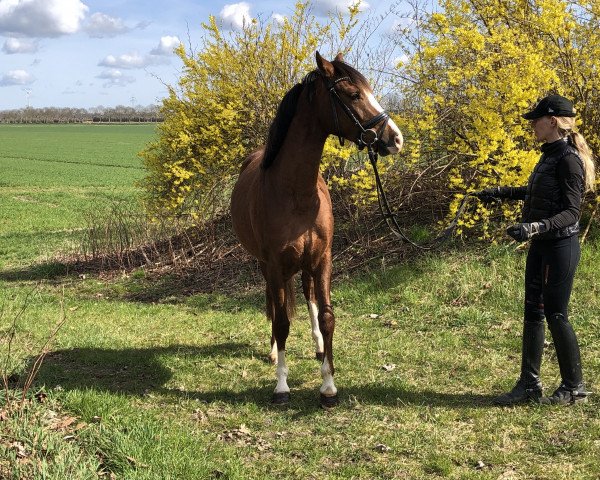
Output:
[{"xmin": 325, "ymin": 75, "xmax": 390, "ymax": 152}]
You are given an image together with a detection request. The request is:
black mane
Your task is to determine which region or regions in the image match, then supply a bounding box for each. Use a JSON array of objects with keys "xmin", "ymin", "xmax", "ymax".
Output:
[
  {"xmin": 261, "ymin": 82, "xmax": 306, "ymax": 169},
  {"xmin": 260, "ymin": 60, "xmax": 369, "ymax": 170}
]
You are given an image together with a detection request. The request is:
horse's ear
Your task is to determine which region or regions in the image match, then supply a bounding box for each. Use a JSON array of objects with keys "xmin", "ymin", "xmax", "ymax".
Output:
[
  {"xmin": 316, "ymin": 51, "xmax": 335, "ymax": 78},
  {"xmin": 334, "ymin": 52, "xmax": 344, "ymax": 63}
]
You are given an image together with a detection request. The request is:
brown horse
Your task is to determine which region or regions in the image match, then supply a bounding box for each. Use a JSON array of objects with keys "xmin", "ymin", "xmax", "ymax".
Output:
[{"xmin": 230, "ymin": 52, "xmax": 403, "ymax": 407}]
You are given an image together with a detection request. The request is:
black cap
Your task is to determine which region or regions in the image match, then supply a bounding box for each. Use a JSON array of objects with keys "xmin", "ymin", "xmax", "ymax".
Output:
[{"xmin": 522, "ymin": 94, "xmax": 576, "ymax": 120}]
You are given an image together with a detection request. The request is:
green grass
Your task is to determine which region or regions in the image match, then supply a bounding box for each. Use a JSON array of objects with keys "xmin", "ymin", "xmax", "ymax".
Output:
[
  {"xmin": 1, "ymin": 125, "xmax": 599, "ymax": 479},
  {"xmin": 0, "ymin": 124, "xmax": 154, "ymax": 267}
]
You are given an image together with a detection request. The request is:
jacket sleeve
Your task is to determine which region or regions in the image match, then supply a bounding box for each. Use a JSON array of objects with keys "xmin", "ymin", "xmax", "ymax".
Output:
[
  {"xmin": 497, "ymin": 186, "xmax": 527, "ymax": 200},
  {"xmin": 540, "ymin": 153, "xmax": 584, "ymax": 231}
]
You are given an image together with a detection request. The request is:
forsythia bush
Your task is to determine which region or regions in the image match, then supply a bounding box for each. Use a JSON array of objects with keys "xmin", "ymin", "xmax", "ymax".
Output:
[
  {"xmin": 396, "ymin": 0, "xmax": 600, "ymax": 235},
  {"xmin": 140, "ymin": 1, "xmax": 374, "ymax": 219}
]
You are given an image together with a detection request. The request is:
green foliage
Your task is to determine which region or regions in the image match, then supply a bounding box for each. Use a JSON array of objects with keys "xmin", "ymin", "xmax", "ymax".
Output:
[{"xmin": 396, "ymin": 0, "xmax": 600, "ymax": 235}]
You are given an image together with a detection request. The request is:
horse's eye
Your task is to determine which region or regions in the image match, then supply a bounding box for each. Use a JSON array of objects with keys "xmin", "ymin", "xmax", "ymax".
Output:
[{"xmin": 350, "ymin": 92, "xmax": 360, "ymax": 100}]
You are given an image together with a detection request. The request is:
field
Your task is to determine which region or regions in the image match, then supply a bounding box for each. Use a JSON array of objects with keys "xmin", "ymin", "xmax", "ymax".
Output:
[
  {"xmin": 0, "ymin": 124, "xmax": 152, "ymax": 267},
  {"xmin": 1, "ymin": 124, "xmax": 599, "ymax": 479}
]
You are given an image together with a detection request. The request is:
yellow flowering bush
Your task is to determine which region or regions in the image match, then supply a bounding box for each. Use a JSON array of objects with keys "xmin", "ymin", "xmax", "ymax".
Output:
[
  {"xmin": 140, "ymin": 2, "xmax": 377, "ymax": 219},
  {"xmin": 395, "ymin": 0, "xmax": 600, "ymax": 236}
]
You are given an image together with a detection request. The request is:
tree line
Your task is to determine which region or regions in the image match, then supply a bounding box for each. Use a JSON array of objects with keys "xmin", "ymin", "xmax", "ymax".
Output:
[{"xmin": 0, "ymin": 105, "xmax": 163, "ymax": 124}]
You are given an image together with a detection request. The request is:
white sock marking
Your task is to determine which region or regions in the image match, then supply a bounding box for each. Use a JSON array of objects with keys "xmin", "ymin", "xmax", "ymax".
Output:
[
  {"xmin": 308, "ymin": 301, "xmax": 324, "ymax": 355},
  {"xmin": 274, "ymin": 350, "xmax": 290, "ymax": 394},
  {"xmin": 320, "ymin": 357, "xmax": 337, "ymax": 397}
]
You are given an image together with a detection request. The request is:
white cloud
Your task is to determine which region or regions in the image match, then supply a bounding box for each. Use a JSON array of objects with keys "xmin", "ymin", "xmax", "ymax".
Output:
[
  {"xmin": 312, "ymin": 0, "xmax": 370, "ymax": 16},
  {"xmin": 2, "ymin": 37, "xmax": 38, "ymax": 53},
  {"xmin": 0, "ymin": 69, "xmax": 34, "ymax": 86},
  {"xmin": 219, "ymin": 2, "xmax": 252, "ymax": 31},
  {"xmin": 0, "ymin": 0, "xmax": 88, "ymax": 37},
  {"xmin": 85, "ymin": 12, "xmax": 129, "ymax": 38},
  {"xmin": 96, "ymin": 68, "xmax": 135, "ymax": 87},
  {"xmin": 271, "ymin": 13, "xmax": 285, "ymax": 24},
  {"xmin": 394, "ymin": 54, "xmax": 409, "ymax": 67},
  {"xmin": 99, "ymin": 52, "xmax": 166, "ymax": 69},
  {"xmin": 150, "ymin": 36, "xmax": 181, "ymax": 56}
]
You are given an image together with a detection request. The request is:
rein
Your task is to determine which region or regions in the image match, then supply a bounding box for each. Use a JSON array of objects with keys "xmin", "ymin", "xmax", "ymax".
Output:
[
  {"xmin": 325, "ymin": 74, "xmax": 471, "ymax": 250},
  {"xmin": 367, "ymin": 148, "xmax": 472, "ymax": 250}
]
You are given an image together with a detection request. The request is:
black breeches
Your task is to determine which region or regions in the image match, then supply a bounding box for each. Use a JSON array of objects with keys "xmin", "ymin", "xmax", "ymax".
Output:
[{"xmin": 524, "ymin": 235, "xmax": 580, "ymax": 322}]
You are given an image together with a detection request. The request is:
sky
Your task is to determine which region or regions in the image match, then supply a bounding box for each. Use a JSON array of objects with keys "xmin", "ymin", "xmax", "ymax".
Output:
[{"xmin": 0, "ymin": 0, "xmax": 399, "ymax": 110}]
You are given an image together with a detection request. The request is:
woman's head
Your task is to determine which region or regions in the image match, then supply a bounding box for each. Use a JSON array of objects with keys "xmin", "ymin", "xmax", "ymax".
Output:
[
  {"xmin": 523, "ymin": 94, "xmax": 575, "ymax": 143},
  {"xmin": 523, "ymin": 94, "xmax": 595, "ymax": 192}
]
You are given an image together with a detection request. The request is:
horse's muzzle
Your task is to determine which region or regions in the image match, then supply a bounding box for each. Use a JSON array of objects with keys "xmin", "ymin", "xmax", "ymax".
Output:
[{"xmin": 377, "ymin": 131, "xmax": 403, "ymax": 156}]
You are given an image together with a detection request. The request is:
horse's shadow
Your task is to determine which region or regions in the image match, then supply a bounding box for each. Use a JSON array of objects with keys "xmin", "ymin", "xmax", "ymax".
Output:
[{"xmin": 29, "ymin": 342, "xmax": 496, "ymax": 411}]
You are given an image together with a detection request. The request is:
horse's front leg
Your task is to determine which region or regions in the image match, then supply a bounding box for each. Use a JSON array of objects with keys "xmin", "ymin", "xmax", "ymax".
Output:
[{"xmin": 314, "ymin": 257, "xmax": 339, "ymax": 407}]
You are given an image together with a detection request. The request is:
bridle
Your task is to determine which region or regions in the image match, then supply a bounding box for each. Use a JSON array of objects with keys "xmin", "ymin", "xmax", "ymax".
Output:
[
  {"xmin": 325, "ymin": 75, "xmax": 390, "ymax": 152},
  {"xmin": 324, "ymin": 74, "xmax": 471, "ymax": 250}
]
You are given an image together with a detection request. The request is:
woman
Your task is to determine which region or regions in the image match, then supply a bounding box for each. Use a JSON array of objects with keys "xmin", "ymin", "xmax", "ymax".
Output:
[{"xmin": 476, "ymin": 94, "xmax": 595, "ymax": 406}]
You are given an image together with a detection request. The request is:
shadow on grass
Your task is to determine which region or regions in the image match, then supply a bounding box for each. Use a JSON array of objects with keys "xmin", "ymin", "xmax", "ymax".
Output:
[{"xmin": 30, "ymin": 342, "xmax": 496, "ymax": 411}]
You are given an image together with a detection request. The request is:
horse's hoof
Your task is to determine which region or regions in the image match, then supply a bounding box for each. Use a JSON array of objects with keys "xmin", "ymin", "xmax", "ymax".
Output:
[
  {"xmin": 272, "ymin": 392, "xmax": 291, "ymax": 405},
  {"xmin": 320, "ymin": 393, "xmax": 339, "ymax": 409},
  {"xmin": 315, "ymin": 352, "xmax": 325, "ymax": 362}
]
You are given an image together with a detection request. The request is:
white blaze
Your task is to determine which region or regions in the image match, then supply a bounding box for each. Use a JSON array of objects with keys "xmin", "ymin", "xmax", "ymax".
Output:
[{"xmin": 366, "ymin": 91, "xmax": 402, "ymax": 152}]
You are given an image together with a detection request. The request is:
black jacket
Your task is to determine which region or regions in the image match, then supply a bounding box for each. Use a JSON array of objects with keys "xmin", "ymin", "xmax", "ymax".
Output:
[{"xmin": 497, "ymin": 138, "xmax": 584, "ymax": 239}]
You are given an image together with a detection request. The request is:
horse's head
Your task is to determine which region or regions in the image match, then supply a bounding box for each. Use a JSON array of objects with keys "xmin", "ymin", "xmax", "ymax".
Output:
[{"xmin": 315, "ymin": 52, "xmax": 403, "ymax": 156}]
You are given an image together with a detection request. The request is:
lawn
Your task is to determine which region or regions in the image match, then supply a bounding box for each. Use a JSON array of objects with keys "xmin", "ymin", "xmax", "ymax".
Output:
[{"xmin": 1, "ymin": 125, "xmax": 598, "ymax": 479}]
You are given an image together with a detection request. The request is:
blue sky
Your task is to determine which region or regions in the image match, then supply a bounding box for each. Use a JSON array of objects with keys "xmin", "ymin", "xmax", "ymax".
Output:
[{"xmin": 0, "ymin": 0, "xmax": 399, "ymax": 110}]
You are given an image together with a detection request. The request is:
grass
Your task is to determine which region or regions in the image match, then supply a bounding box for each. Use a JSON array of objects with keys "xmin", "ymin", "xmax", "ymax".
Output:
[
  {"xmin": 0, "ymin": 124, "xmax": 154, "ymax": 267},
  {"xmin": 1, "ymin": 125, "xmax": 599, "ymax": 479}
]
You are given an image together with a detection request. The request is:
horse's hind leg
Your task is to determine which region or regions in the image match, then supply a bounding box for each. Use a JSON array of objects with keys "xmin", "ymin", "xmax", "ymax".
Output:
[
  {"xmin": 266, "ymin": 270, "xmax": 292, "ymax": 405},
  {"xmin": 314, "ymin": 257, "xmax": 338, "ymax": 407},
  {"xmin": 266, "ymin": 285, "xmax": 278, "ymax": 364},
  {"xmin": 260, "ymin": 262, "xmax": 278, "ymax": 364},
  {"xmin": 302, "ymin": 271, "xmax": 324, "ymax": 361}
]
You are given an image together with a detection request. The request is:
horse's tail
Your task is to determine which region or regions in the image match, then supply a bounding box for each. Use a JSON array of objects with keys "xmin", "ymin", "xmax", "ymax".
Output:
[
  {"xmin": 265, "ymin": 278, "xmax": 296, "ymax": 323},
  {"xmin": 284, "ymin": 277, "xmax": 296, "ymax": 321}
]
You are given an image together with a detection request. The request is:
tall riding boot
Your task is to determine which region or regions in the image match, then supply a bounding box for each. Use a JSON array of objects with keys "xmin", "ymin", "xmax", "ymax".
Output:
[
  {"xmin": 542, "ymin": 313, "xmax": 587, "ymax": 405},
  {"xmin": 493, "ymin": 320, "xmax": 544, "ymax": 405}
]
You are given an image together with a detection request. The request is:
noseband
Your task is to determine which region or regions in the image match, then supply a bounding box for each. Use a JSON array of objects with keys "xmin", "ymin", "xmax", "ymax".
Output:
[{"xmin": 325, "ymin": 75, "xmax": 390, "ymax": 152}]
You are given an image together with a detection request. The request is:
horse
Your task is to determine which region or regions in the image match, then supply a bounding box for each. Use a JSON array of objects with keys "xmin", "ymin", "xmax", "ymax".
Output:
[{"xmin": 230, "ymin": 52, "xmax": 403, "ymax": 407}]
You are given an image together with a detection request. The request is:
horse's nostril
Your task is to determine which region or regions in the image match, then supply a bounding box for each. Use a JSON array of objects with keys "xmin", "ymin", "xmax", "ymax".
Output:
[{"xmin": 394, "ymin": 134, "xmax": 403, "ymax": 150}]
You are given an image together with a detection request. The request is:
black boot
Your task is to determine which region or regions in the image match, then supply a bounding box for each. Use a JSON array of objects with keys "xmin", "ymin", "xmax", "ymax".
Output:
[
  {"xmin": 540, "ymin": 383, "xmax": 588, "ymax": 405},
  {"xmin": 541, "ymin": 313, "xmax": 588, "ymax": 405},
  {"xmin": 493, "ymin": 320, "xmax": 544, "ymax": 406}
]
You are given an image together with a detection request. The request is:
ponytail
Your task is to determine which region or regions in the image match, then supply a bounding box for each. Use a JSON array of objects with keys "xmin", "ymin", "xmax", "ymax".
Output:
[
  {"xmin": 556, "ymin": 116, "xmax": 596, "ymax": 192},
  {"xmin": 570, "ymin": 131, "xmax": 596, "ymax": 192}
]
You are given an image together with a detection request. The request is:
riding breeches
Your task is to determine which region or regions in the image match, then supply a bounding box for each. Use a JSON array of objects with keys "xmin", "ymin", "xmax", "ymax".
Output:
[{"xmin": 524, "ymin": 235, "xmax": 580, "ymax": 321}]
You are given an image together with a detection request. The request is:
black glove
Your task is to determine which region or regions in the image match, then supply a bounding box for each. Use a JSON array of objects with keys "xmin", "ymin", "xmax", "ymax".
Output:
[
  {"xmin": 473, "ymin": 187, "xmax": 500, "ymax": 204},
  {"xmin": 506, "ymin": 221, "xmax": 547, "ymax": 242}
]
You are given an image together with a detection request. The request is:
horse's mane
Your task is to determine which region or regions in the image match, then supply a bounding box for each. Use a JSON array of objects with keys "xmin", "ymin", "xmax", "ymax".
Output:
[{"xmin": 260, "ymin": 60, "xmax": 368, "ymax": 170}]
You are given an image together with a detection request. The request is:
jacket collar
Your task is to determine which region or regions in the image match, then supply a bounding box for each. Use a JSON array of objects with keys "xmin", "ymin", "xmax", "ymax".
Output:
[{"xmin": 541, "ymin": 137, "xmax": 569, "ymax": 155}]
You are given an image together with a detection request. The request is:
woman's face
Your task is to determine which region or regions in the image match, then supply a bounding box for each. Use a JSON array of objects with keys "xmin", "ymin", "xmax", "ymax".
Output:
[{"xmin": 530, "ymin": 115, "xmax": 559, "ymax": 142}]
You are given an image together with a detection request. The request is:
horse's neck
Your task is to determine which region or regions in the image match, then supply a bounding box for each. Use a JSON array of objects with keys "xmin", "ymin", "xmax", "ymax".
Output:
[{"xmin": 271, "ymin": 104, "xmax": 328, "ymax": 197}]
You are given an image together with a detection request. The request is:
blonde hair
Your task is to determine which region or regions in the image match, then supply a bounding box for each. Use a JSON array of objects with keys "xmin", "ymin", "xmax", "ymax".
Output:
[{"xmin": 555, "ymin": 116, "xmax": 596, "ymax": 192}]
